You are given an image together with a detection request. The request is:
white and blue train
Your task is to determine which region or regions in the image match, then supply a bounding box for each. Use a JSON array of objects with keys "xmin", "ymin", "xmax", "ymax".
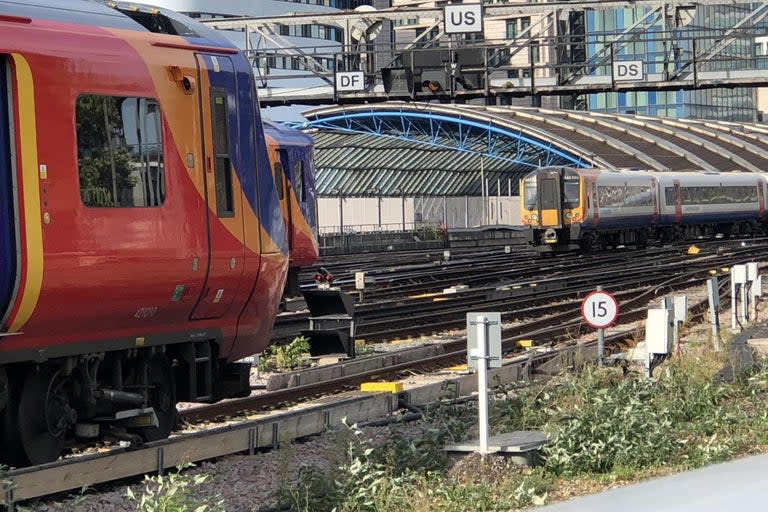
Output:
[{"xmin": 520, "ymin": 167, "xmax": 766, "ymax": 252}]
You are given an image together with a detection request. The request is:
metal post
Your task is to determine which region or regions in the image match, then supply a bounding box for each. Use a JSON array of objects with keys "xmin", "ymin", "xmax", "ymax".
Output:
[
  {"xmin": 401, "ymin": 193, "xmax": 406, "ymax": 231},
  {"xmin": 475, "ymin": 315, "xmax": 489, "ymax": 455},
  {"xmin": 597, "ymin": 285, "xmax": 605, "ymax": 366},
  {"xmin": 731, "ymin": 277, "xmax": 738, "ymax": 331},
  {"xmin": 485, "ymin": 178, "xmax": 490, "ymax": 225},
  {"xmin": 338, "ymin": 194, "xmax": 344, "ymax": 234},
  {"xmin": 707, "ymin": 276, "xmax": 721, "ymax": 352},
  {"xmin": 442, "ymin": 195, "xmax": 448, "ymax": 229},
  {"xmin": 496, "ymin": 178, "xmax": 501, "ymax": 224},
  {"xmin": 751, "ymin": 281, "xmax": 758, "ymax": 321},
  {"xmin": 741, "ymin": 279, "xmax": 749, "ymax": 324},
  {"xmin": 465, "ymin": 195, "xmax": 469, "ymax": 227},
  {"xmin": 420, "ymin": 195, "xmax": 425, "ymax": 228},
  {"xmin": 480, "ymin": 156, "xmax": 485, "ymax": 226}
]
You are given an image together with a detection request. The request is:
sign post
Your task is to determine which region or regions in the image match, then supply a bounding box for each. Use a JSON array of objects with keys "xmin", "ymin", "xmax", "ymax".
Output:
[
  {"xmin": 581, "ymin": 287, "xmax": 619, "ymax": 366},
  {"xmin": 467, "ymin": 312, "xmax": 501, "ymax": 455}
]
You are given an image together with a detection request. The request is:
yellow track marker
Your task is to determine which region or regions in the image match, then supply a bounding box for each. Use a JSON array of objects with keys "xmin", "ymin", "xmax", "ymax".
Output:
[
  {"xmin": 517, "ymin": 339, "xmax": 533, "ymax": 348},
  {"xmin": 409, "ymin": 292, "xmax": 439, "ymax": 299},
  {"xmin": 360, "ymin": 382, "xmax": 403, "ymax": 393}
]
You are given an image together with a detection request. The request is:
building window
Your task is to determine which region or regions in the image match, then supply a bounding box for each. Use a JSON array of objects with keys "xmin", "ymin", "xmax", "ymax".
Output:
[
  {"xmin": 506, "ymin": 19, "xmax": 517, "ymax": 39},
  {"xmin": 520, "ymin": 17, "xmax": 531, "ymax": 33},
  {"xmin": 531, "ymin": 40, "xmax": 541, "ymax": 63},
  {"xmin": 76, "ymin": 95, "xmax": 164, "ymax": 208}
]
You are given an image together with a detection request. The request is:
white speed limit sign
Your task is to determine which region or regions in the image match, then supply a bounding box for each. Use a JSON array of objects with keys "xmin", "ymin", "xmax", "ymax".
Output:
[{"xmin": 581, "ymin": 290, "xmax": 619, "ymax": 329}]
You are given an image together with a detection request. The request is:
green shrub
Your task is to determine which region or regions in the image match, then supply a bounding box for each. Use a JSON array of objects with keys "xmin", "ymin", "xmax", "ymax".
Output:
[
  {"xmin": 126, "ymin": 466, "xmax": 223, "ymax": 512},
  {"xmin": 542, "ymin": 377, "xmax": 680, "ymax": 475},
  {"xmin": 259, "ymin": 336, "xmax": 310, "ymax": 372}
]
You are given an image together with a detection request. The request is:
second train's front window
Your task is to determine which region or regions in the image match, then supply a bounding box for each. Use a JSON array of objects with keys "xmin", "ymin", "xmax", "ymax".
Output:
[{"xmin": 563, "ymin": 172, "xmax": 580, "ymax": 209}]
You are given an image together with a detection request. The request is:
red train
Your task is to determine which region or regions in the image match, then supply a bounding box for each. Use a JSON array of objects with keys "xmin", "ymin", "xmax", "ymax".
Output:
[
  {"xmin": 264, "ymin": 120, "xmax": 320, "ymax": 296},
  {"xmin": 0, "ymin": 0, "xmax": 315, "ymax": 465}
]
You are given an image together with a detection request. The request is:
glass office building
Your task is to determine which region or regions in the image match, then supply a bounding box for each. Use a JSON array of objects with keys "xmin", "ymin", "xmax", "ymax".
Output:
[{"xmin": 583, "ymin": 4, "xmax": 759, "ymax": 122}]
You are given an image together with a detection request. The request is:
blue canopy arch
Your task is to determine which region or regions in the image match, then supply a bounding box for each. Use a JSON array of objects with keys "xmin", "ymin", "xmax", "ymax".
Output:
[{"xmin": 297, "ymin": 102, "xmax": 768, "ymax": 197}]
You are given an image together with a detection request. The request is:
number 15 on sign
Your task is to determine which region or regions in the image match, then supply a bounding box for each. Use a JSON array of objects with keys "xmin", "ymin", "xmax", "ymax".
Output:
[{"xmin": 581, "ymin": 290, "xmax": 619, "ymax": 329}]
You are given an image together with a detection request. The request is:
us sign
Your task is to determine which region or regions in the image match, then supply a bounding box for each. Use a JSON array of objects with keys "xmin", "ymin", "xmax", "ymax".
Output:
[{"xmin": 444, "ymin": 3, "xmax": 483, "ymax": 34}]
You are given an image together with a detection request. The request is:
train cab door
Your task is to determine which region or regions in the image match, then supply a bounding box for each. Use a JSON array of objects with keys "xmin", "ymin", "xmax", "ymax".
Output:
[
  {"xmin": 0, "ymin": 56, "xmax": 17, "ymax": 327},
  {"xmin": 538, "ymin": 169, "xmax": 563, "ymax": 227},
  {"xmin": 190, "ymin": 54, "xmax": 246, "ymax": 320}
]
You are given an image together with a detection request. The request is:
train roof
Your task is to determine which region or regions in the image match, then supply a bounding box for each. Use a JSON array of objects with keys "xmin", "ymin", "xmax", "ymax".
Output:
[
  {"xmin": 0, "ymin": 0, "xmax": 237, "ymax": 50},
  {"xmin": 263, "ymin": 120, "xmax": 315, "ymax": 146}
]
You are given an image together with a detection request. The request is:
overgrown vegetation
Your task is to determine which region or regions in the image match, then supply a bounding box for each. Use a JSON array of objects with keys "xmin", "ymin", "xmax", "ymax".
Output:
[
  {"xmin": 259, "ymin": 336, "xmax": 310, "ymax": 372},
  {"xmin": 126, "ymin": 465, "xmax": 223, "ymax": 512},
  {"xmin": 274, "ymin": 339, "xmax": 768, "ymax": 511}
]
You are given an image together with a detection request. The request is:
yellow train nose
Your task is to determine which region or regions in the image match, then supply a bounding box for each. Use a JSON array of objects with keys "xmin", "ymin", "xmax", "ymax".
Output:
[{"xmin": 541, "ymin": 209, "xmax": 560, "ymax": 226}]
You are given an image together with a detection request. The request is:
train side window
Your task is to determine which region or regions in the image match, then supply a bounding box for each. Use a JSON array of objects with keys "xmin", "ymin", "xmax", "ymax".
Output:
[
  {"xmin": 294, "ymin": 161, "xmax": 304, "ymax": 202},
  {"xmin": 664, "ymin": 187, "xmax": 675, "ymax": 205},
  {"xmin": 211, "ymin": 90, "xmax": 234, "ymax": 217},
  {"xmin": 523, "ymin": 176, "xmax": 537, "ymax": 209},
  {"xmin": 274, "ymin": 162, "xmax": 284, "ymax": 200},
  {"xmin": 76, "ymin": 95, "xmax": 165, "ymax": 208}
]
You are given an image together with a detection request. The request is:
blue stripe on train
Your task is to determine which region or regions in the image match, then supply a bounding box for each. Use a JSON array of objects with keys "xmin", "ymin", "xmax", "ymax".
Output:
[
  {"xmin": 0, "ymin": 59, "xmax": 17, "ymax": 328},
  {"xmin": 200, "ymin": 53, "xmax": 287, "ymax": 253}
]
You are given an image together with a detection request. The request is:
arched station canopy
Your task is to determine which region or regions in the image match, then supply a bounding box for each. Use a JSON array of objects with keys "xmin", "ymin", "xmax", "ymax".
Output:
[{"xmin": 300, "ymin": 102, "xmax": 768, "ymax": 197}]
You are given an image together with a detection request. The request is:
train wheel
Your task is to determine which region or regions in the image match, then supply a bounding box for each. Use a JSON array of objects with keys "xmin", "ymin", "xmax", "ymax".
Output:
[
  {"xmin": 4, "ymin": 368, "xmax": 71, "ymax": 466},
  {"xmin": 133, "ymin": 357, "xmax": 177, "ymax": 442}
]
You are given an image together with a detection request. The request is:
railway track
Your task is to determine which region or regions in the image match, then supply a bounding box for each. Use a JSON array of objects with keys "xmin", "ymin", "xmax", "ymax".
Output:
[
  {"xmin": 5, "ymin": 241, "xmax": 764, "ymax": 508},
  {"xmin": 278, "ymin": 240, "xmax": 763, "ymax": 342}
]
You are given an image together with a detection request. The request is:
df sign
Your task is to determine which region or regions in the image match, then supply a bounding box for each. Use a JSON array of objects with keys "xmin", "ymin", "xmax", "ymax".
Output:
[
  {"xmin": 613, "ymin": 60, "xmax": 644, "ymax": 81},
  {"xmin": 444, "ymin": 3, "xmax": 483, "ymax": 34},
  {"xmin": 336, "ymin": 71, "xmax": 365, "ymax": 92}
]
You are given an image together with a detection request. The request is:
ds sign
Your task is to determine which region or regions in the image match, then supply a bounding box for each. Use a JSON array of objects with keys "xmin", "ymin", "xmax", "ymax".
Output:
[
  {"xmin": 613, "ymin": 60, "xmax": 644, "ymax": 81},
  {"xmin": 336, "ymin": 71, "xmax": 365, "ymax": 92},
  {"xmin": 444, "ymin": 3, "xmax": 483, "ymax": 34}
]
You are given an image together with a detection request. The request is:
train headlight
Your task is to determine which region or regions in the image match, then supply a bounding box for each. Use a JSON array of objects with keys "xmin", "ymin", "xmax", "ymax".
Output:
[{"xmin": 565, "ymin": 212, "xmax": 572, "ymax": 219}]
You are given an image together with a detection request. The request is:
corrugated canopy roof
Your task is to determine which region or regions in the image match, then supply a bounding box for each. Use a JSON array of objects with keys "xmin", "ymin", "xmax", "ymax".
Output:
[{"xmin": 300, "ymin": 102, "xmax": 768, "ymax": 197}]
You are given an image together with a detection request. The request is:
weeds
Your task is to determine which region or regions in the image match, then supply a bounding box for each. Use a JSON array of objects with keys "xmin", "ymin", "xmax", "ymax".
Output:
[
  {"xmin": 126, "ymin": 465, "xmax": 223, "ymax": 512},
  {"xmin": 259, "ymin": 336, "xmax": 310, "ymax": 372},
  {"xmin": 273, "ymin": 326, "xmax": 768, "ymax": 511}
]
